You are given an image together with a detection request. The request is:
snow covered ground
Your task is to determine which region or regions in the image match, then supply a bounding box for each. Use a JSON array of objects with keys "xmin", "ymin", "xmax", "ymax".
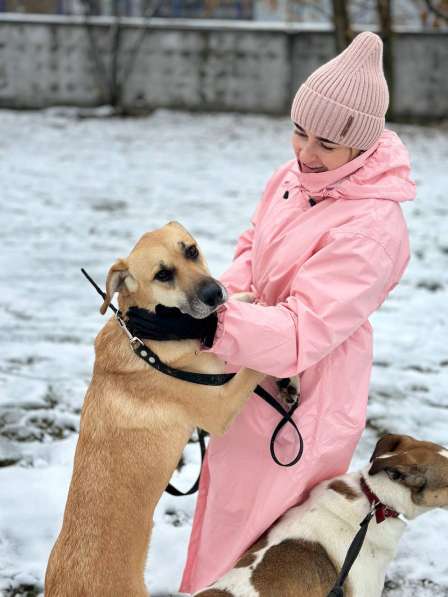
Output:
[{"xmin": 0, "ymin": 108, "xmax": 447, "ymax": 596}]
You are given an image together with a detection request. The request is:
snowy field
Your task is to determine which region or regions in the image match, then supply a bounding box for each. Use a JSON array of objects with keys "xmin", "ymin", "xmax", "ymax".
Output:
[{"xmin": 0, "ymin": 108, "xmax": 447, "ymax": 596}]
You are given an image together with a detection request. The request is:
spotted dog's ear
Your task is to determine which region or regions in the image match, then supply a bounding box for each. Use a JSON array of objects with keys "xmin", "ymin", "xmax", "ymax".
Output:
[
  {"xmin": 369, "ymin": 434, "xmax": 415, "ymax": 463},
  {"xmin": 100, "ymin": 258, "xmax": 137, "ymax": 315},
  {"xmin": 368, "ymin": 449, "xmax": 427, "ymax": 488}
]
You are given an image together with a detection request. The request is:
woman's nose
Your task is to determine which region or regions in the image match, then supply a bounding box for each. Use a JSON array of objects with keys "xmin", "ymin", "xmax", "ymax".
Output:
[{"xmin": 300, "ymin": 142, "xmax": 316, "ymax": 163}]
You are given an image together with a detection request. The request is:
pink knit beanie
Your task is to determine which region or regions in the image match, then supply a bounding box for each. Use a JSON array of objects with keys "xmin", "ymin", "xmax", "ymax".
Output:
[{"xmin": 290, "ymin": 31, "xmax": 389, "ymax": 150}]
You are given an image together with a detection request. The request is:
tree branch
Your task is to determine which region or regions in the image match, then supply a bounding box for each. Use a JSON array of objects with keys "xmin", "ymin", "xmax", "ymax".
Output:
[{"xmin": 422, "ymin": 0, "xmax": 448, "ymax": 21}]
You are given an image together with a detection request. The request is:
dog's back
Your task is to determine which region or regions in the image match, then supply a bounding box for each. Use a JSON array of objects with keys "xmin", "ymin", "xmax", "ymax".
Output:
[{"xmin": 196, "ymin": 434, "xmax": 448, "ymax": 597}]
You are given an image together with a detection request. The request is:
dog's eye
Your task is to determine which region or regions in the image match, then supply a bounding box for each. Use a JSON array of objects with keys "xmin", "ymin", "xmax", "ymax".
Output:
[
  {"xmin": 154, "ymin": 269, "xmax": 174, "ymax": 282},
  {"xmin": 185, "ymin": 245, "xmax": 199, "ymax": 260},
  {"xmin": 386, "ymin": 468, "xmax": 403, "ymax": 482}
]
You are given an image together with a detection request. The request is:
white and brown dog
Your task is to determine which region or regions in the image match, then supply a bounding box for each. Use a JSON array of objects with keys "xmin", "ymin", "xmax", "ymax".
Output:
[{"xmin": 195, "ymin": 434, "xmax": 448, "ymax": 597}]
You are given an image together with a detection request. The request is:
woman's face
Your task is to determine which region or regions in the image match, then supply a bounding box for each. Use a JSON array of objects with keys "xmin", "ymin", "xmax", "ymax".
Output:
[{"xmin": 292, "ymin": 123, "xmax": 361, "ymax": 172}]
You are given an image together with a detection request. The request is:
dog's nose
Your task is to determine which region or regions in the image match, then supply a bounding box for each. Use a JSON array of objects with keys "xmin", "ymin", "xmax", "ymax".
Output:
[{"xmin": 197, "ymin": 280, "xmax": 224, "ymax": 307}]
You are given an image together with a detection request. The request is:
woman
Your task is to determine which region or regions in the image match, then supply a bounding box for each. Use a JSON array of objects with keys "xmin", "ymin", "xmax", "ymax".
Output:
[{"xmin": 178, "ymin": 31, "xmax": 416, "ymax": 592}]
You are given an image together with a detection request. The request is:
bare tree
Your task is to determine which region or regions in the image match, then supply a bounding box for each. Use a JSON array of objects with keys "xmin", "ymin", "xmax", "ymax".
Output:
[
  {"xmin": 422, "ymin": 0, "xmax": 448, "ymax": 20},
  {"xmin": 109, "ymin": 0, "xmax": 122, "ymax": 108},
  {"xmin": 376, "ymin": 0, "xmax": 394, "ymax": 119},
  {"xmin": 285, "ymin": 0, "xmax": 352, "ymax": 51},
  {"xmin": 80, "ymin": 0, "xmax": 163, "ymax": 113},
  {"xmin": 332, "ymin": 0, "xmax": 353, "ymax": 51},
  {"xmin": 80, "ymin": 0, "xmax": 111, "ymax": 104}
]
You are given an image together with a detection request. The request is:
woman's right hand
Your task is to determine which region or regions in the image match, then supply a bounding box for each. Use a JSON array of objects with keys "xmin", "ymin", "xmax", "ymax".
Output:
[{"xmin": 231, "ymin": 292, "xmax": 256, "ymax": 303}]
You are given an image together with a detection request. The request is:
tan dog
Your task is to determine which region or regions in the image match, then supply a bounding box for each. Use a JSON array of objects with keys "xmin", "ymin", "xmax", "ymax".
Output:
[
  {"xmin": 45, "ymin": 222, "xmax": 265, "ymax": 597},
  {"xmin": 196, "ymin": 434, "xmax": 448, "ymax": 597}
]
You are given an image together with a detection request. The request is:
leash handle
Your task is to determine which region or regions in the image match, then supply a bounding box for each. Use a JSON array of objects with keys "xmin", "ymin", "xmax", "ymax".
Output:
[{"xmin": 254, "ymin": 385, "xmax": 304, "ymax": 467}]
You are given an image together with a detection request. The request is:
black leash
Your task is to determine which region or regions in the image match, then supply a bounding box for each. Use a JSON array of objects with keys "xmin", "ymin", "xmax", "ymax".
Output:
[
  {"xmin": 81, "ymin": 268, "xmax": 119, "ymax": 314},
  {"xmin": 81, "ymin": 268, "xmax": 304, "ymax": 495},
  {"xmin": 164, "ymin": 428, "xmax": 208, "ymax": 497},
  {"xmin": 326, "ymin": 508, "xmax": 374, "ymax": 596},
  {"xmin": 326, "ymin": 475, "xmax": 403, "ymax": 596},
  {"xmin": 254, "ymin": 385, "xmax": 303, "ymax": 467}
]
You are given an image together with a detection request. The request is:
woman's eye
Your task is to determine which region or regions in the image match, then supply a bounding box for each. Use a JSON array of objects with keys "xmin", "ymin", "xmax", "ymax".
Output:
[
  {"xmin": 154, "ymin": 269, "xmax": 174, "ymax": 282},
  {"xmin": 321, "ymin": 144, "xmax": 336, "ymax": 151},
  {"xmin": 294, "ymin": 130, "xmax": 307, "ymax": 138}
]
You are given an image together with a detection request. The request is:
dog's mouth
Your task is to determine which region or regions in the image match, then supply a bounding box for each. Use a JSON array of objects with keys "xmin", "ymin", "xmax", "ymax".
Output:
[{"xmin": 180, "ymin": 281, "xmax": 228, "ymax": 319}]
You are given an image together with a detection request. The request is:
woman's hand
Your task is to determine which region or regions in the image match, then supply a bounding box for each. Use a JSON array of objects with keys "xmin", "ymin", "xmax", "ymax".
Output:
[
  {"xmin": 125, "ymin": 304, "xmax": 218, "ymax": 347},
  {"xmin": 231, "ymin": 292, "xmax": 256, "ymax": 303},
  {"xmin": 125, "ymin": 293, "xmax": 257, "ymax": 349}
]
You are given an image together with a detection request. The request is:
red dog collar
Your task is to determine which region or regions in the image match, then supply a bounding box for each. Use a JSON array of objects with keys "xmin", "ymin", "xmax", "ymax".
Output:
[{"xmin": 360, "ymin": 476, "xmax": 400, "ymax": 524}]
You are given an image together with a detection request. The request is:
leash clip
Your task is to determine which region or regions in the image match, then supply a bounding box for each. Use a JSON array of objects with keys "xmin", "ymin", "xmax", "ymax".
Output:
[{"xmin": 115, "ymin": 312, "xmax": 144, "ymax": 347}]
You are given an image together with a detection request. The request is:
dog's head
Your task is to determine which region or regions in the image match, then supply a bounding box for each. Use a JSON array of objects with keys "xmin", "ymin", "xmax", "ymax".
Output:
[
  {"xmin": 368, "ymin": 434, "xmax": 448, "ymax": 511},
  {"xmin": 99, "ymin": 221, "xmax": 227, "ymax": 319}
]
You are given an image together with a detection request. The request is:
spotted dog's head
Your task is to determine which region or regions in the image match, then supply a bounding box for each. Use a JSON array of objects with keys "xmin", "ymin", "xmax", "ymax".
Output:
[
  {"xmin": 100, "ymin": 221, "xmax": 227, "ymax": 319},
  {"xmin": 369, "ymin": 434, "xmax": 448, "ymax": 511}
]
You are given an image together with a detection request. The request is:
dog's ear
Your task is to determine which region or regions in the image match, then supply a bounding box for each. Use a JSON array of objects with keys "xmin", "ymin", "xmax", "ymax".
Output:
[
  {"xmin": 368, "ymin": 435, "xmax": 423, "ymax": 487},
  {"xmin": 167, "ymin": 220, "xmax": 188, "ymax": 233},
  {"xmin": 369, "ymin": 434, "xmax": 414, "ymax": 463},
  {"xmin": 100, "ymin": 258, "xmax": 137, "ymax": 315},
  {"xmin": 369, "ymin": 451, "xmax": 427, "ymax": 488}
]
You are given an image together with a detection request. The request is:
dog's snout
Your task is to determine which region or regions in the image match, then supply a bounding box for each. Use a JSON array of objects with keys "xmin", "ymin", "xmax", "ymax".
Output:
[{"xmin": 197, "ymin": 280, "xmax": 224, "ymax": 308}]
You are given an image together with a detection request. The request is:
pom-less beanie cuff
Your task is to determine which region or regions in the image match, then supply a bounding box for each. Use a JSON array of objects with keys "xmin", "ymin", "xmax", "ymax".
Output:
[
  {"xmin": 291, "ymin": 84, "xmax": 385, "ymax": 150},
  {"xmin": 290, "ymin": 32, "xmax": 389, "ymax": 151}
]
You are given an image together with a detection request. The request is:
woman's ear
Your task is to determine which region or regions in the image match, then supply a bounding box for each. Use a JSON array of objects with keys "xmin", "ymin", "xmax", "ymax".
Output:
[{"xmin": 100, "ymin": 258, "xmax": 137, "ymax": 315}]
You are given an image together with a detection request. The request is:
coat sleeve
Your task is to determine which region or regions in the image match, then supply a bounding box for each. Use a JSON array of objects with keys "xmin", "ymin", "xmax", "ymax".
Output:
[{"xmin": 207, "ymin": 231, "xmax": 396, "ymax": 378}]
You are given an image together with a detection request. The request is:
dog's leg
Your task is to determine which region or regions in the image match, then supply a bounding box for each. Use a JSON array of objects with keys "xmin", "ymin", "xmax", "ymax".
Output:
[
  {"xmin": 183, "ymin": 367, "xmax": 265, "ymax": 436},
  {"xmin": 188, "ymin": 291, "xmax": 263, "ymax": 434}
]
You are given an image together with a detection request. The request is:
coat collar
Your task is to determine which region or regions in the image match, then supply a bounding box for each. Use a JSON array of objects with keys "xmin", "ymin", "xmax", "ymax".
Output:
[{"xmin": 285, "ymin": 129, "xmax": 416, "ymax": 204}]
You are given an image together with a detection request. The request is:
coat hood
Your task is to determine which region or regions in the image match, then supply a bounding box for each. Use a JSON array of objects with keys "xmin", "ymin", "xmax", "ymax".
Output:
[{"xmin": 289, "ymin": 129, "xmax": 416, "ymax": 203}]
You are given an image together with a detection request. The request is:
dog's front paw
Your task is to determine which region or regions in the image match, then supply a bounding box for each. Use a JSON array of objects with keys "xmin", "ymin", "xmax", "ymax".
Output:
[
  {"xmin": 231, "ymin": 292, "xmax": 256, "ymax": 303},
  {"xmin": 276, "ymin": 376, "xmax": 300, "ymax": 405}
]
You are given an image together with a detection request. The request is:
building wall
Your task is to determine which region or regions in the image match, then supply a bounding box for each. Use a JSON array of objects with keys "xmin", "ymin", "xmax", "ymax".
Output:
[
  {"xmin": 0, "ymin": 0, "xmax": 253, "ymax": 18},
  {"xmin": 4, "ymin": 0, "xmax": 61, "ymax": 12},
  {"xmin": 0, "ymin": 14, "xmax": 446, "ymax": 120}
]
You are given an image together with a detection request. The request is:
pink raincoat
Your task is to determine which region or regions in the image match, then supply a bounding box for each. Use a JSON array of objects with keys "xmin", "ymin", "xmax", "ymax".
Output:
[{"xmin": 180, "ymin": 129, "xmax": 416, "ymax": 593}]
